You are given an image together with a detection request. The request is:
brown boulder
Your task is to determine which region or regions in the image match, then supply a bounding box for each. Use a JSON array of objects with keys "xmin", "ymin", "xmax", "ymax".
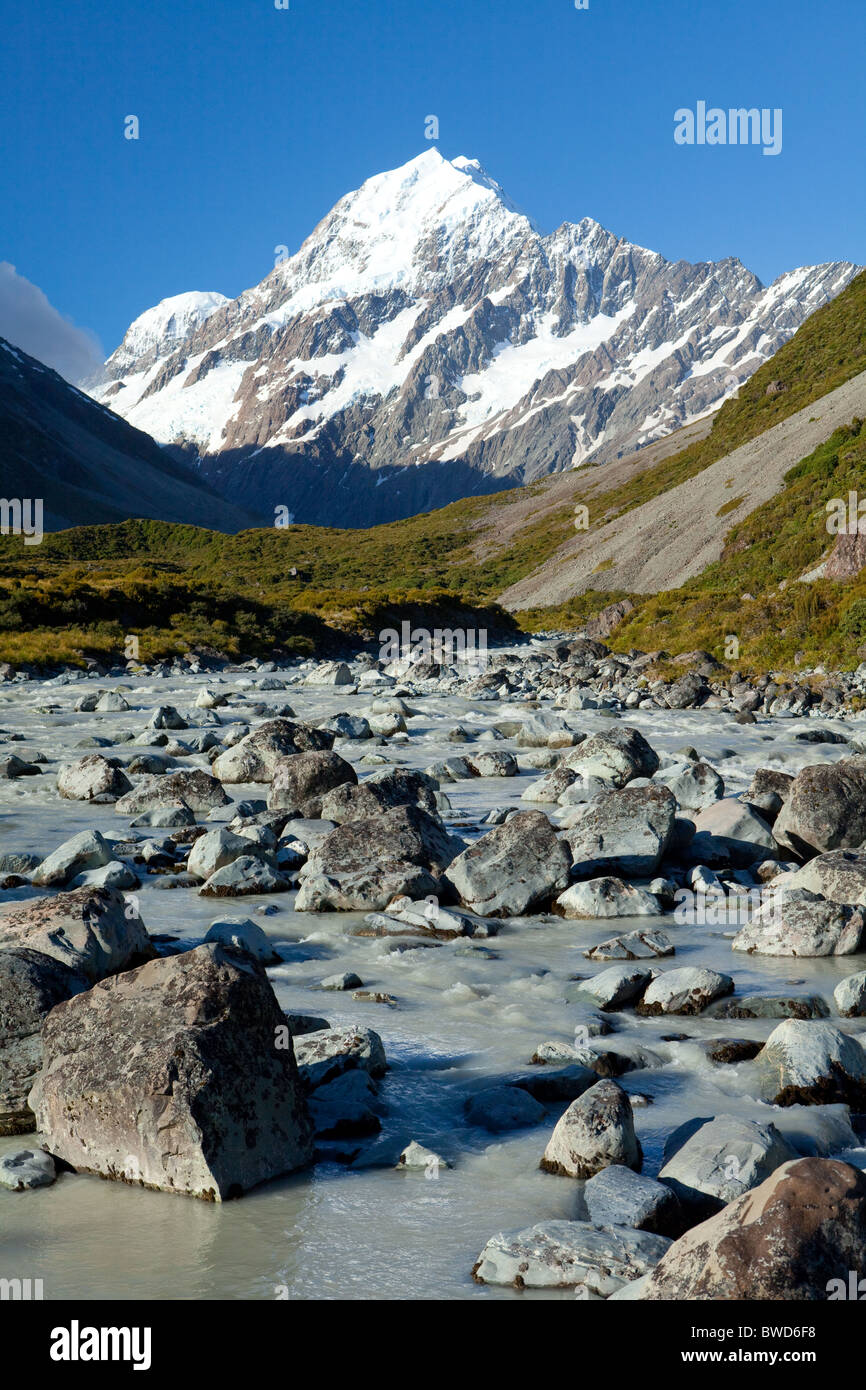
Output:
[{"xmin": 638, "ymin": 1158, "xmax": 866, "ymax": 1300}]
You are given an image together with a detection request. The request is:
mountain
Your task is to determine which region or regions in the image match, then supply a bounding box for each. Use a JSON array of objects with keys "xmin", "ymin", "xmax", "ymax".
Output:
[
  {"xmin": 0, "ymin": 336, "xmax": 262, "ymax": 532},
  {"xmin": 6, "ymin": 266, "xmax": 866, "ymax": 672},
  {"xmin": 90, "ymin": 150, "xmax": 860, "ymax": 528}
]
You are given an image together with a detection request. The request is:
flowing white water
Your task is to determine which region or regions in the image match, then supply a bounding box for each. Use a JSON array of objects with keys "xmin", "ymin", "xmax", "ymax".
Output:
[{"xmin": 2, "ymin": 667, "xmax": 865, "ymax": 1300}]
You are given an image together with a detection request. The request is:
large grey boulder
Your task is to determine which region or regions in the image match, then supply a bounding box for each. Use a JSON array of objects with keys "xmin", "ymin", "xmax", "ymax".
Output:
[
  {"xmin": 705, "ymin": 993, "xmax": 829, "ymax": 1021},
  {"xmin": 444, "ymin": 810, "xmax": 571, "ymax": 917},
  {"xmin": 662, "ymin": 761, "xmax": 724, "ymax": 813},
  {"xmin": 773, "ymin": 758, "xmax": 866, "ymax": 859},
  {"xmin": 576, "ymin": 964, "xmax": 655, "ymax": 1011},
  {"xmin": 634, "ymin": 1158, "xmax": 866, "ymax": 1300},
  {"xmin": 296, "ymin": 804, "xmax": 458, "ymax": 912},
  {"xmin": 635, "ymin": 967, "xmax": 734, "ymax": 1016},
  {"xmin": 755, "ymin": 1019, "xmax": 866, "ymax": 1106},
  {"xmin": 584, "ymin": 1163, "xmax": 683, "ymax": 1237},
  {"xmin": 465, "ymin": 1084, "xmax": 546, "ymax": 1132},
  {"xmin": 268, "ymin": 751, "xmax": 357, "ymax": 813},
  {"xmin": 834, "ymin": 972, "xmax": 866, "ymax": 1017},
  {"xmin": 732, "ymin": 892, "xmax": 865, "ymax": 956},
  {"xmin": 563, "ymin": 726, "xmax": 659, "ymax": 788},
  {"xmin": 565, "ymin": 787, "xmax": 676, "ymax": 879},
  {"xmin": 466, "ymin": 750, "xmax": 518, "ymax": 778},
  {"xmin": 307, "ymin": 1069, "xmax": 383, "ymax": 1139},
  {"xmin": 472, "ymin": 1220, "xmax": 670, "ymax": 1293},
  {"xmin": 30, "ymin": 830, "xmax": 114, "ymax": 887},
  {"xmin": 744, "ymin": 768, "xmax": 794, "ymax": 824},
  {"xmin": 292, "ymin": 1025, "xmax": 387, "ymax": 1089},
  {"xmin": 687, "ymin": 798, "xmax": 777, "ymax": 867},
  {"xmin": 0, "ymin": 887, "xmax": 153, "ymax": 981},
  {"xmin": 199, "ymin": 855, "xmax": 289, "ymax": 897},
  {"xmin": 115, "ymin": 770, "xmax": 229, "ymax": 818},
  {"xmin": 521, "ymin": 767, "xmax": 579, "ymax": 803},
  {"xmin": 0, "ymin": 948, "xmax": 89, "ymax": 1135},
  {"xmin": 556, "ymin": 876, "xmax": 662, "ymax": 920},
  {"xmin": 187, "ymin": 827, "xmax": 272, "ymax": 882},
  {"xmin": 0, "ymin": 1147, "xmax": 56, "ymax": 1190},
  {"xmin": 211, "ymin": 719, "xmax": 334, "ymax": 783},
  {"xmin": 583, "ymin": 929, "xmax": 673, "ymax": 961},
  {"xmin": 304, "ymin": 661, "xmax": 354, "ymax": 687},
  {"xmin": 0, "ymin": 754, "xmax": 40, "ymax": 779},
  {"xmin": 540, "ymin": 1079, "xmax": 642, "ymax": 1178},
  {"xmin": 29, "ymin": 943, "xmax": 314, "ymax": 1200},
  {"xmin": 780, "ymin": 850, "xmax": 866, "ymax": 906},
  {"xmin": 658, "ymin": 1115, "xmax": 798, "ymax": 1218},
  {"xmin": 203, "ymin": 917, "xmax": 280, "ymax": 965},
  {"xmin": 319, "ymin": 768, "xmax": 440, "ymax": 824},
  {"xmin": 57, "ymin": 754, "xmax": 133, "ymax": 803}
]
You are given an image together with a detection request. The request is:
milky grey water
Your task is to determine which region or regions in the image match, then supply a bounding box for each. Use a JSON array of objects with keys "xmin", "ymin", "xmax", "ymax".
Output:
[{"xmin": 2, "ymin": 666, "xmax": 865, "ymax": 1300}]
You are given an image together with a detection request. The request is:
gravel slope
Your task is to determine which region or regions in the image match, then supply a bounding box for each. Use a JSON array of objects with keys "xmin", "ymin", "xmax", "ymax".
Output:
[{"xmin": 499, "ymin": 368, "xmax": 866, "ymax": 610}]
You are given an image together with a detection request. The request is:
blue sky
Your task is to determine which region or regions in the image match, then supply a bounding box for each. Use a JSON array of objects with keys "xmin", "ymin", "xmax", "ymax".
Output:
[{"xmin": 2, "ymin": 0, "xmax": 864, "ymax": 355}]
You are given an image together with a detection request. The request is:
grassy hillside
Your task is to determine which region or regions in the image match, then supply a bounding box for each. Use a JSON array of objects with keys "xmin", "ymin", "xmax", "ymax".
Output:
[
  {"xmin": 0, "ymin": 271, "xmax": 863, "ymax": 669},
  {"xmin": 520, "ymin": 417, "xmax": 866, "ymax": 670}
]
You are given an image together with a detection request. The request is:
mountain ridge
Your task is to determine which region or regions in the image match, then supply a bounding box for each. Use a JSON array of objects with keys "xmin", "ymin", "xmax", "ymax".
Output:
[
  {"xmin": 90, "ymin": 149, "xmax": 860, "ymax": 527},
  {"xmin": 0, "ymin": 336, "xmax": 262, "ymax": 533}
]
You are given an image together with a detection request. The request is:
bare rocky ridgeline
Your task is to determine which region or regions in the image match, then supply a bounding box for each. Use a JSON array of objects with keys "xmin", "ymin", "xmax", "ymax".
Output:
[{"xmin": 3, "ymin": 635, "xmax": 866, "ymax": 1297}]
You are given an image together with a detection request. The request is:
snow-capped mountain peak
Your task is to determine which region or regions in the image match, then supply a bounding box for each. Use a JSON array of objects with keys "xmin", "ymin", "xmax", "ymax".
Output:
[
  {"xmin": 90, "ymin": 153, "xmax": 861, "ymax": 528},
  {"xmin": 106, "ymin": 291, "xmax": 229, "ymax": 374}
]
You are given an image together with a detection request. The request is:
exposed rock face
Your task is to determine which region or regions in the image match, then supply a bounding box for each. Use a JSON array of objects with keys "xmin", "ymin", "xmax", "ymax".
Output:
[
  {"xmin": 565, "ymin": 786, "xmax": 676, "ymax": 878},
  {"xmin": 93, "ymin": 150, "xmax": 858, "ymax": 529},
  {"xmin": 472, "ymin": 1220, "xmax": 670, "ymax": 1293},
  {"xmin": 0, "ymin": 888, "xmax": 154, "ymax": 981},
  {"xmin": 755, "ymin": 1019, "xmax": 866, "ymax": 1107},
  {"xmin": 0, "ymin": 949, "xmax": 89, "ymax": 1135},
  {"xmin": 57, "ymin": 754, "xmax": 133, "ymax": 803},
  {"xmin": 445, "ymin": 810, "xmax": 571, "ymax": 916},
  {"xmin": 773, "ymin": 759, "xmax": 866, "ymax": 859},
  {"xmin": 540, "ymin": 1079, "xmax": 642, "ymax": 1178},
  {"xmin": 825, "ymin": 528, "xmax": 866, "ymax": 580},
  {"xmin": 658, "ymin": 1115, "xmax": 799, "ymax": 1218},
  {"xmin": 29, "ymin": 943, "xmax": 314, "ymax": 1201},
  {"xmin": 211, "ymin": 719, "xmax": 333, "ymax": 783},
  {"xmin": 296, "ymin": 804, "xmax": 458, "ymax": 911},
  {"xmin": 267, "ymin": 751, "xmax": 357, "ymax": 813},
  {"xmin": 636, "ymin": 1159, "xmax": 866, "ymax": 1300},
  {"xmin": 584, "ymin": 600, "xmax": 635, "ymax": 641}
]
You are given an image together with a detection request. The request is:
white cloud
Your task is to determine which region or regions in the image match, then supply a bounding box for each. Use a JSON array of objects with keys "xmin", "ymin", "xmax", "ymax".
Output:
[{"xmin": 0, "ymin": 262, "xmax": 104, "ymax": 383}]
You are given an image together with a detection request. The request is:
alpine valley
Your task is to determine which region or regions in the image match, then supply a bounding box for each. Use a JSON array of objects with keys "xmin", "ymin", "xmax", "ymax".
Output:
[{"xmin": 90, "ymin": 149, "xmax": 860, "ymax": 527}]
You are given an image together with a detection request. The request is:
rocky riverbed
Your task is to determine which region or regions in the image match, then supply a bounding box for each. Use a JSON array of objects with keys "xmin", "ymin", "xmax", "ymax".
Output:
[{"xmin": 4, "ymin": 637, "xmax": 866, "ymax": 1300}]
